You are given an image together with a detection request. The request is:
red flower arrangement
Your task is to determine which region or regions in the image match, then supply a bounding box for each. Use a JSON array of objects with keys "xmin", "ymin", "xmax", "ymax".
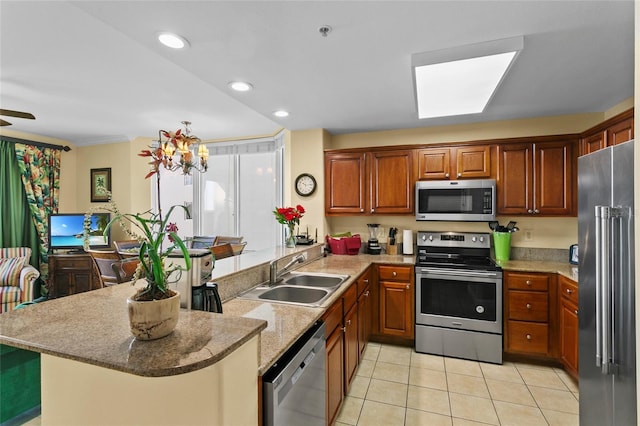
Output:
[{"xmin": 273, "ymin": 205, "xmax": 305, "ymax": 226}]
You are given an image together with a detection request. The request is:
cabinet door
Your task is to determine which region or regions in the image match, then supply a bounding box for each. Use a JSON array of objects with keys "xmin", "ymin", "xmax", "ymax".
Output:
[
  {"xmin": 581, "ymin": 131, "xmax": 606, "ymax": 156},
  {"xmin": 326, "ymin": 325, "xmax": 344, "ymax": 426},
  {"xmin": 379, "ymin": 280, "xmax": 414, "ymax": 338},
  {"xmin": 369, "ymin": 150, "xmax": 413, "ymax": 214},
  {"xmin": 454, "ymin": 145, "xmax": 491, "ymax": 179},
  {"xmin": 357, "ymin": 284, "xmax": 371, "ymax": 360},
  {"xmin": 607, "ymin": 117, "xmax": 634, "ymax": 146},
  {"xmin": 535, "ymin": 141, "xmax": 574, "ymax": 215},
  {"xmin": 497, "ymin": 143, "xmax": 533, "ymax": 215},
  {"xmin": 417, "ymin": 148, "xmax": 451, "ymax": 180},
  {"xmin": 560, "ymin": 298, "xmax": 579, "ymax": 378},
  {"xmin": 343, "ymin": 302, "xmax": 359, "ymax": 393},
  {"xmin": 325, "ymin": 152, "xmax": 367, "ymax": 214}
]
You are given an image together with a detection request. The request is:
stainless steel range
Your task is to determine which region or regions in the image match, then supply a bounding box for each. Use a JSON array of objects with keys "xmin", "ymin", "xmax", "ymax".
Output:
[{"xmin": 415, "ymin": 231, "xmax": 503, "ymax": 364}]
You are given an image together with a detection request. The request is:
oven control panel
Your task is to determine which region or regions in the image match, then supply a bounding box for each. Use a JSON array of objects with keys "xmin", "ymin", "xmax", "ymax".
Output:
[{"xmin": 417, "ymin": 231, "xmax": 491, "ymax": 249}]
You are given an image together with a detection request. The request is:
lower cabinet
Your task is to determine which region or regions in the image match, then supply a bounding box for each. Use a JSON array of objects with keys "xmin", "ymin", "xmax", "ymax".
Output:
[
  {"xmin": 377, "ymin": 265, "xmax": 414, "ymax": 339},
  {"xmin": 504, "ymin": 271, "xmax": 557, "ymax": 358},
  {"xmin": 322, "ymin": 267, "xmax": 371, "ymax": 425},
  {"xmin": 558, "ymin": 275, "xmax": 579, "ymax": 379}
]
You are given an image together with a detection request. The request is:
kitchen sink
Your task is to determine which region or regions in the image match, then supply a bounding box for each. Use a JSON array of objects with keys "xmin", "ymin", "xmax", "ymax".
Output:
[
  {"xmin": 258, "ymin": 286, "xmax": 329, "ymax": 304},
  {"xmin": 238, "ymin": 271, "xmax": 350, "ymax": 307},
  {"xmin": 282, "ymin": 272, "xmax": 348, "ymax": 288}
]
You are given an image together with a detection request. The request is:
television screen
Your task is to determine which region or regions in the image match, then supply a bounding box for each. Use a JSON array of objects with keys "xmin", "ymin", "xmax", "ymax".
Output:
[{"xmin": 48, "ymin": 213, "xmax": 111, "ymax": 251}]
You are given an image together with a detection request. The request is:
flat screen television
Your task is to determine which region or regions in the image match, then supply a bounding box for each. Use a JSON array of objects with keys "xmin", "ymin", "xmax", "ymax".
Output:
[{"xmin": 48, "ymin": 213, "xmax": 111, "ymax": 251}]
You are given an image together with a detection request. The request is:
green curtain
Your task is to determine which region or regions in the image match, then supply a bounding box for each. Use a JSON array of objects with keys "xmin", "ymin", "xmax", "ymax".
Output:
[
  {"xmin": 0, "ymin": 140, "xmax": 40, "ymax": 268},
  {"xmin": 14, "ymin": 143, "xmax": 61, "ymax": 271}
]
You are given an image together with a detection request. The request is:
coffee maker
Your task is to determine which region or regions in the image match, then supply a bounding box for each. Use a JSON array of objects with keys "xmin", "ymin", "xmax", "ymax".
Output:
[{"xmin": 366, "ymin": 223, "xmax": 382, "ymax": 255}]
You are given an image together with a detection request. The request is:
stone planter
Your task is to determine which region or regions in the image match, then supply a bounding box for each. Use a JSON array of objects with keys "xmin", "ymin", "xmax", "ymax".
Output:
[{"xmin": 127, "ymin": 290, "xmax": 180, "ymax": 340}]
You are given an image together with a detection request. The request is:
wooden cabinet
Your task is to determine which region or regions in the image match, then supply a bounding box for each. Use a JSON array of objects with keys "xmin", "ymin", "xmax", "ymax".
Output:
[
  {"xmin": 325, "ymin": 149, "xmax": 413, "ymax": 215},
  {"xmin": 497, "ymin": 140, "xmax": 576, "ymax": 216},
  {"xmin": 48, "ymin": 253, "xmax": 101, "ymax": 298},
  {"xmin": 324, "ymin": 152, "xmax": 367, "ymax": 214},
  {"xmin": 369, "ymin": 150, "xmax": 413, "ymax": 214},
  {"xmin": 322, "ymin": 268, "xmax": 371, "ymax": 424},
  {"xmin": 377, "ymin": 265, "xmax": 414, "ymax": 339},
  {"xmin": 323, "ymin": 300, "xmax": 344, "ymax": 426},
  {"xmin": 417, "ymin": 145, "xmax": 492, "ymax": 180},
  {"xmin": 558, "ymin": 275, "xmax": 579, "ymax": 379},
  {"xmin": 343, "ymin": 284, "xmax": 359, "ymax": 393},
  {"xmin": 580, "ymin": 109, "xmax": 634, "ymax": 155},
  {"xmin": 357, "ymin": 270, "xmax": 372, "ymax": 361},
  {"xmin": 504, "ymin": 271, "xmax": 557, "ymax": 357}
]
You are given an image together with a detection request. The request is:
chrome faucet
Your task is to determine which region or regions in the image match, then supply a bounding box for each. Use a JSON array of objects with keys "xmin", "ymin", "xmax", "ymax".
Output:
[{"xmin": 269, "ymin": 254, "xmax": 305, "ymax": 286}]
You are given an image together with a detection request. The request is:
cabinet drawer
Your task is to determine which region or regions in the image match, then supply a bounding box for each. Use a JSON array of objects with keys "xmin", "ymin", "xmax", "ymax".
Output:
[
  {"xmin": 55, "ymin": 258, "xmax": 92, "ymax": 269},
  {"xmin": 559, "ymin": 276, "xmax": 579, "ymax": 305},
  {"xmin": 507, "ymin": 321, "xmax": 549, "ymax": 355},
  {"xmin": 322, "ymin": 299, "xmax": 343, "ymax": 338},
  {"xmin": 343, "ymin": 283, "xmax": 358, "ymax": 313},
  {"xmin": 508, "ymin": 291, "xmax": 548, "ymax": 322},
  {"xmin": 506, "ymin": 272, "xmax": 549, "ymax": 291},
  {"xmin": 378, "ymin": 265, "xmax": 412, "ymax": 281}
]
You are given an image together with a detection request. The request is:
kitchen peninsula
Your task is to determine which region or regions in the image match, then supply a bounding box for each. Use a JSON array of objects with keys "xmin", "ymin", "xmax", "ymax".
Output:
[{"xmin": 0, "ymin": 281, "xmax": 267, "ymax": 426}]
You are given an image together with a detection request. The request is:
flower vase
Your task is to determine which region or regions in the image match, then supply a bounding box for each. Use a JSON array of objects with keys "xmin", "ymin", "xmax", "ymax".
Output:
[{"xmin": 286, "ymin": 224, "xmax": 296, "ymax": 248}]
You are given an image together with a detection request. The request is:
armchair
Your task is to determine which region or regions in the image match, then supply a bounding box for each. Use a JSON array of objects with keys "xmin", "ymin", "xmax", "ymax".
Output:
[{"xmin": 0, "ymin": 247, "xmax": 40, "ymax": 313}]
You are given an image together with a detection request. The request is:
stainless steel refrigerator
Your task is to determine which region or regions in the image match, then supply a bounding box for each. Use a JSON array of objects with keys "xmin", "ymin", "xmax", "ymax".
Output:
[{"xmin": 578, "ymin": 139, "xmax": 636, "ymax": 425}]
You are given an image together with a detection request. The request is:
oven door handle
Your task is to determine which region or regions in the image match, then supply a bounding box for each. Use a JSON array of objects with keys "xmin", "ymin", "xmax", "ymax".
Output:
[{"xmin": 417, "ymin": 268, "xmax": 499, "ymax": 278}]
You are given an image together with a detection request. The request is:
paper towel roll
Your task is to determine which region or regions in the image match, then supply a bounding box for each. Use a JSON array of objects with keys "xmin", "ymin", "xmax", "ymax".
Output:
[{"xmin": 402, "ymin": 229, "xmax": 413, "ymax": 255}]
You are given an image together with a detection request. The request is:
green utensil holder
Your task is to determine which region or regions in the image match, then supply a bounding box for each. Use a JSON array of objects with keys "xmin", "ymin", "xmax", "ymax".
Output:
[{"xmin": 493, "ymin": 232, "xmax": 512, "ymax": 261}]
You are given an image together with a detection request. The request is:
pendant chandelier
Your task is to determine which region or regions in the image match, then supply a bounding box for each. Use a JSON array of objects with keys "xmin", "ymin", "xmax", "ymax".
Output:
[{"xmin": 157, "ymin": 120, "xmax": 209, "ymax": 175}]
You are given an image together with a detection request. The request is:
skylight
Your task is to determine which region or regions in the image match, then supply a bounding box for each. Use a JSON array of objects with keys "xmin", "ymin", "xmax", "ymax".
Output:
[{"xmin": 412, "ymin": 36, "xmax": 523, "ymax": 119}]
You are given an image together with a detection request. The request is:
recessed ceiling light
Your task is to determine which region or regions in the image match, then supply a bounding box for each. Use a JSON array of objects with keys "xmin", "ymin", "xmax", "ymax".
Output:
[
  {"xmin": 229, "ymin": 81, "xmax": 253, "ymax": 92},
  {"xmin": 273, "ymin": 110, "xmax": 289, "ymax": 118},
  {"xmin": 157, "ymin": 32, "xmax": 189, "ymax": 49},
  {"xmin": 412, "ymin": 36, "xmax": 523, "ymax": 119}
]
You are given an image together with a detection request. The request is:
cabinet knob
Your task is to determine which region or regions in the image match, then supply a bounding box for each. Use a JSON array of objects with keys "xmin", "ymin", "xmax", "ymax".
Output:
[
  {"xmin": 575, "ymin": 310, "xmax": 579, "ymax": 315},
  {"xmin": 360, "ymin": 209, "xmax": 364, "ymax": 213},
  {"xmin": 371, "ymin": 208, "xmax": 374, "ymax": 213},
  {"xmin": 392, "ymin": 271, "xmax": 397, "ymax": 277},
  {"xmin": 346, "ymin": 319, "xmax": 351, "ymax": 326},
  {"xmin": 342, "ymin": 326, "xmax": 346, "ymax": 333},
  {"xmin": 364, "ymin": 291, "xmax": 370, "ymax": 297},
  {"xmin": 363, "ymin": 279, "xmax": 369, "ymax": 284},
  {"xmin": 534, "ymin": 209, "xmax": 540, "ymax": 214},
  {"xmin": 525, "ymin": 280, "xmax": 532, "ymax": 286},
  {"xmin": 527, "ymin": 209, "xmax": 534, "ymax": 214},
  {"xmin": 457, "ymin": 172, "xmax": 462, "ymax": 177},
  {"xmin": 526, "ymin": 334, "xmax": 532, "ymax": 341},
  {"xmin": 445, "ymin": 173, "xmax": 450, "ymax": 178},
  {"xmin": 566, "ymin": 288, "xmax": 573, "ymax": 294},
  {"xmin": 526, "ymin": 303, "xmax": 532, "ymax": 309},
  {"xmin": 405, "ymin": 284, "xmax": 410, "ymax": 290}
]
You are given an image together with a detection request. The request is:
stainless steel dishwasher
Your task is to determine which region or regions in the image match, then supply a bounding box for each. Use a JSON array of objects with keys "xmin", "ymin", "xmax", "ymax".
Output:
[{"xmin": 262, "ymin": 320, "xmax": 326, "ymax": 426}]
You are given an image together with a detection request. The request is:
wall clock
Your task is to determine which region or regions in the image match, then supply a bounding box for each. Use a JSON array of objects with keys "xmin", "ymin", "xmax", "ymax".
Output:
[{"xmin": 295, "ymin": 173, "xmax": 317, "ymax": 196}]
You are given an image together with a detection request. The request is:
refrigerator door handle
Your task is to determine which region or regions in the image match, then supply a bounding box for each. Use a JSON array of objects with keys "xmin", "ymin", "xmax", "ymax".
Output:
[{"xmin": 595, "ymin": 205, "xmax": 612, "ymax": 374}]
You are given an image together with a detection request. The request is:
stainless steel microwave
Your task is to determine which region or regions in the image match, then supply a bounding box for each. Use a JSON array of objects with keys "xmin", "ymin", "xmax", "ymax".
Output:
[{"xmin": 415, "ymin": 179, "xmax": 496, "ymax": 221}]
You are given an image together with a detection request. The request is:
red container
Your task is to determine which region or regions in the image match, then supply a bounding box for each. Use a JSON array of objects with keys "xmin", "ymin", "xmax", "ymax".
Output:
[{"xmin": 327, "ymin": 235, "xmax": 362, "ymax": 255}]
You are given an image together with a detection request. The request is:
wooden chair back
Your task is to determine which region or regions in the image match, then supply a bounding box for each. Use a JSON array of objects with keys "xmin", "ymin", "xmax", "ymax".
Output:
[
  {"xmin": 87, "ymin": 249, "xmax": 121, "ymax": 287},
  {"xmin": 112, "ymin": 258, "xmax": 141, "ymax": 283}
]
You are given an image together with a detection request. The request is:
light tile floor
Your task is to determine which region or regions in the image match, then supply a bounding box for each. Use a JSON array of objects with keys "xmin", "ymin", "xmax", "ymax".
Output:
[{"xmin": 336, "ymin": 343, "xmax": 579, "ymax": 426}]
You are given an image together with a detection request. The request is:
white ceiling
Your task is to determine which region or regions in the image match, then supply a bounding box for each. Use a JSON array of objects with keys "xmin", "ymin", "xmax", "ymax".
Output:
[{"xmin": 0, "ymin": 1, "xmax": 634, "ymax": 146}]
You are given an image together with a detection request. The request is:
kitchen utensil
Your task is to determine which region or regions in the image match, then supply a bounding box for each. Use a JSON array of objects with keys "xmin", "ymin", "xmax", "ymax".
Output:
[
  {"xmin": 506, "ymin": 221, "xmax": 517, "ymax": 231},
  {"xmin": 488, "ymin": 221, "xmax": 499, "ymax": 231}
]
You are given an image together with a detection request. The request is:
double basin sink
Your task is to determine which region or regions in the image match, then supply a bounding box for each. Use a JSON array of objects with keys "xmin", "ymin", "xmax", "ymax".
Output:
[{"xmin": 239, "ymin": 271, "xmax": 350, "ymax": 307}]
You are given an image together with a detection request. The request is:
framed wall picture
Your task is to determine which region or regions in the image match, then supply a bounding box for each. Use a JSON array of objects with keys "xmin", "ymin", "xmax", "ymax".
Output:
[{"xmin": 91, "ymin": 168, "xmax": 112, "ymax": 202}]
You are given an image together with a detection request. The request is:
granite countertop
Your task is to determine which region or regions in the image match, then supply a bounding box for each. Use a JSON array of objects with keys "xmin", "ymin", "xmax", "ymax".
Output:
[
  {"xmin": 224, "ymin": 253, "xmax": 415, "ymax": 375},
  {"xmin": 0, "ymin": 281, "xmax": 266, "ymax": 377},
  {"xmin": 497, "ymin": 259, "xmax": 579, "ymax": 282}
]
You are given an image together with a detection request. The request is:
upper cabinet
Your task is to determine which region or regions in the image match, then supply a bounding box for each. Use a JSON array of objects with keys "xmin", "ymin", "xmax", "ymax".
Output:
[
  {"xmin": 580, "ymin": 109, "xmax": 634, "ymax": 156},
  {"xmin": 417, "ymin": 145, "xmax": 492, "ymax": 180},
  {"xmin": 497, "ymin": 139, "xmax": 577, "ymax": 216},
  {"xmin": 325, "ymin": 149, "xmax": 413, "ymax": 215}
]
